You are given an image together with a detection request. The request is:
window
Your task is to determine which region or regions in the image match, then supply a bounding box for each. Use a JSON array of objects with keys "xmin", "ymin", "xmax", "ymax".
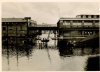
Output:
[
  {"xmin": 78, "ymin": 16, "xmax": 81, "ymax": 18},
  {"xmin": 3, "ymin": 27, "xmax": 6, "ymax": 30},
  {"xmin": 83, "ymin": 15, "xmax": 86, "ymax": 18},
  {"xmin": 84, "ymin": 32, "xmax": 88, "ymax": 35},
  {"xmin": 81, "ymin": 15, "xmax": 83, "ymax": 18},
  {"xmin": 9, "ymin": 29, "xmax": 12, "ymax": 30},
  {"xmin": 97, "ymin": 15, "xmax": 99, "ymax": 18},
  {"xmin": 86, "ymin": 15, "xmax": 88, "ymax": 18},
  {"xmin": 63, "ymin": 21, "xmax": 70, "ymax": 25},
  {"xmin": 88, "ymin": 15, "xmax": 91, "ymax": 18},
  {"xmin": 91, "ymin": 15, "xmax": 93, "ymax": 18},
  {"xmin": 84, "ymin": 31, "xmax": 93, "ymax": 35},
  {"xmin": 94, "ymin": 15, "xmax": 96, "ymax": 18}
]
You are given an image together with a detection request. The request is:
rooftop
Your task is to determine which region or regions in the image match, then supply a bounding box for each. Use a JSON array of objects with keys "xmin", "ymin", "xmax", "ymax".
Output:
[
  {"xmin": 59, "ymin": 18, "xmax": 99, "ymax": 20},
  {"xmin": 77, "ymin": 14, "xmax": 100, "ymax": 16},
  {"xmin": 2, "ymin": 18, "xmax": 27, "ymax": 22}
]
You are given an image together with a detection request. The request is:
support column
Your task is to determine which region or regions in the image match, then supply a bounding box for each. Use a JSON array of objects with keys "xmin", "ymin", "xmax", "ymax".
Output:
[
  {"xmin": 82, "ymin": 21, "xmax": 84, "ymax": 27},
  {"xmin": 59, "ymin": 20, "xmax": 63, "ymax": 28},
  {"xmin": 93, "ymin": 31, "xmax": 95, "ymax": 35},
  {"xmin": 82, "ymin": 31, "xmax": 84, "ymax": 36},
  {"xmin": 70, "ymin": 20, "xmax": 73, "ymax": 27},
  {"xmin": 54, "ymin": 33, "xmax": 56, "ymax": 46},
  {"xmin": 70, "ymin": 31, "xmax": 72, "ymax": 39}
]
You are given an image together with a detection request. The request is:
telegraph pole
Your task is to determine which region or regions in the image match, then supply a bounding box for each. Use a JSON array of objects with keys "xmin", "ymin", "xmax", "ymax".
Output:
[{"xmin": 58, "ymin": 7, "xmax": 60, "ymax": 18}]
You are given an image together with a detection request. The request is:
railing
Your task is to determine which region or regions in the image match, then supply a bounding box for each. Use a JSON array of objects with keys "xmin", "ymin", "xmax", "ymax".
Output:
[
  {"xmin": 84, "ymin": 23, "xmax": 92, "ymax": 25},
  {"xmin": 60, "ymin": 22, "xmax": 99, "ymax": 28}
]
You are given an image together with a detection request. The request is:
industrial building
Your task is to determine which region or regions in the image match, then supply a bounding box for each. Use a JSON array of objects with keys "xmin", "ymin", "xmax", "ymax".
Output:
[
  {"xmin": 2, "ymin": 17, "xmax": 37, "ymax": 45},
  {"xmin": 57, "ymin": 14, "xmax": 99, "ymax": 48}
]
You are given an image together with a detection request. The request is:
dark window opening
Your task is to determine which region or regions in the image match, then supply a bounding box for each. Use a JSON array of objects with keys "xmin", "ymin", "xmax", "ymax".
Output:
[
  {"xmin": 81, "ymin": 15, "xmax": 83, "ymax": 18},
  {"xmin": 84, "ymin": 32, "xmax": 88, "ymax": 35},
  {"xmin": 9, "ymin": 29, "xmax": 12, "ymax": 30},
  {"xmin": 3, "ymin": 27, "xmax": 6, "ymax": 30},
  {"xmin": 86, "ymin": 15, "xmax": 88, "ymax": 18},
  {"xmin": 91, "ymin": 15, "xmax": 93, "ymax": 18},
  {"xmin": 95, "ymin": 31, "xmax": 99, "ymax": 33}
]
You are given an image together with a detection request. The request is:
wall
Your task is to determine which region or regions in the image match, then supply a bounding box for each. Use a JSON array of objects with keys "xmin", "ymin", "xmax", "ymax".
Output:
[
  {"xmin": 58, "ymin": 20, "xmax": 99, "ymax": 28},
  {"xmin": 2, "ymin": 22, "xmax": 27, "ymax": 36}
]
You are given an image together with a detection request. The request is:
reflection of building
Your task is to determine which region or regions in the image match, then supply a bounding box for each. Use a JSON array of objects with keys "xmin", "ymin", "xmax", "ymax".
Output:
[
  {"xmin": 2, "ymin": 17, "xmax": 37, "ymax": 45},
  {"xmin": 57, "ymin": 14, "xmax": 99, "ymax": 47}
]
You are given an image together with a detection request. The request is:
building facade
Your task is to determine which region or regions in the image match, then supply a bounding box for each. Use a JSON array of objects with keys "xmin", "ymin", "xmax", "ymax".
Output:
[
  {"xmin": 28, "ymin": 20, "xmax": 37, "ymax": 36},
  {"xmin": 57, "ymin": 14, "xmax": 99, "ymax": 47},
  {"xmin": 2, "ymin": 17, "xmax": 37, "ymax": 45}
]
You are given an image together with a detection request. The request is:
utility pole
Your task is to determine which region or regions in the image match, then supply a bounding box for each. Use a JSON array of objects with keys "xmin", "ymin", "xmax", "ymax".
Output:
[
  {"xmin": 58, "ymin": 7, "xmax": 60, "ymax": 18},
  {"xmin": 56, "ymin": 3, "xmax": 61, "ymax": 18}
]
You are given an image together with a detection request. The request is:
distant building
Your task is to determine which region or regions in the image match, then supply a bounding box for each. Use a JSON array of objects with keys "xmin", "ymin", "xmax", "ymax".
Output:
[
  {"xmin": 37, "ymin": 24, "xmax": 57, "ymax": 27},
  {"xmin": 37, "ymin": 24, "xmax": 57, "ymax": 34}
]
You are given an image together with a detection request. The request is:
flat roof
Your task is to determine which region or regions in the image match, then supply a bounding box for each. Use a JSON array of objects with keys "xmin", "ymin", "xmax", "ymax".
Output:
[
  {"xmin": 57, "ymin": 18, "xmax": 99, "ymax": 24},
  {"xmin": 76, "ymin": 14, "xmax": 100, "ymax": 16},
  {"xmin": 59, "ymin": 18, "xmax": 99, "ymax": 20},
  {"xmin": 2, "ymin": 18, "xmax": 27, "ymax": 22}
]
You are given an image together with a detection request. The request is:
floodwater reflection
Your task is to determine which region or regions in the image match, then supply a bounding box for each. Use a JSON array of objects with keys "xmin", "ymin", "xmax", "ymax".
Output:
[{"xmin": 2, "ymin": 44, "xmax": 100, "ymax": 71}]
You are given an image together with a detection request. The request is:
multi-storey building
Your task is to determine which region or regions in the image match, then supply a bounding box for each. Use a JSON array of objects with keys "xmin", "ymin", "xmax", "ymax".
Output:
[
  {"xmin": 57, "ymin": 14, "xmax": 99, "ymax": 47},
  {"xmin": 28, "ymin": 20, "xmax": 37, "ymax": 36},
  {"xmin": 2, "ymin": 17, "xmax": 37, "ymax": 45}
]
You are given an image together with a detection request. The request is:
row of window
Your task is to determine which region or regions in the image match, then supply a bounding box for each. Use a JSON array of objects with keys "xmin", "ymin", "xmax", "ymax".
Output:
[
  {"xmin": 3, "ymin": 22, "xmax": 37, "ymax": 26},
  {"xmin": 2, "ymin": 22, "xmax": 27, "ymax": 24},
  {"xmin": 62, "ymin": 31, "xmax": 94, "ymax": 36},
  {"xmin": 63, "ymin": 22, "xmax": 99, "ymax": 25},
  {"xmin": 84, "ymin": 31, "xmax": 93, "ymax": 35},
  {"xmin": 2, "ymin": 31, "xmax": 27, "ymax": 33},
  {"xmin": 60, "ymin": 31, "xmax": 94, "ymax": 36},
  {"xmin": 2, "ymin": 34, "xmax": 27, "ymax": 36},
  {"xmin": 2, "ymin": 27, "xmax": 27, "ymax": 30},
  {"xmin": 76, "ymin": 15, "xmax": 99, "ymax": 18}
]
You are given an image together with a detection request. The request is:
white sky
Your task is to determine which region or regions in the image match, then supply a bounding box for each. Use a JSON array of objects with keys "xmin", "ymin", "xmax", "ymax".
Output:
[{"xmin": 2, "ymin": 2, "xmax": 100, "ymax": 24}]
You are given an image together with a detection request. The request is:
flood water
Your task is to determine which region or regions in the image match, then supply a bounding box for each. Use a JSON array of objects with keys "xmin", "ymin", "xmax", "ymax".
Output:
[{"xmin": 2, "ymin": 34, "xmax": 100, "ymax": 71}]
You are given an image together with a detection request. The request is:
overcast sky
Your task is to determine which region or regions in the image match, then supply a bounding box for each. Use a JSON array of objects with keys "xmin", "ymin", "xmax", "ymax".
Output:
[{"xmin": 2, "ymin": 2, "xmax": 99, "ymax": 24}]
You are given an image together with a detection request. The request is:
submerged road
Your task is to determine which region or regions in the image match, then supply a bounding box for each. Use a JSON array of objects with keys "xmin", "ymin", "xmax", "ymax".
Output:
[
  {"xmin": 2, "ymin": 46, "xmax": 100, "ymax": 71},
  {"xmin": 2, "ymin": 34, "xmax": 100, "ymax": 71}
]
